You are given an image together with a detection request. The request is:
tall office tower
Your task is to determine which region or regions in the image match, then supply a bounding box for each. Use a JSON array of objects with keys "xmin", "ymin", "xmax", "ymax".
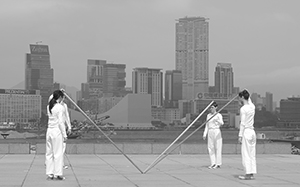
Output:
[
  {"xmin": 176, "ymin": 16, "xmax": 209, "ymax": 100},
  {"xmin": 214, "ymin": 63, "xmax": 234, "ymax": 95},
  {"xmin": 87, "ymin": 59, "xmax": 106, "ymax": 98},
  {"xmin": 265, "ymin": 92, "xmax": 273, "ymax": 112},
  {"xmin": 25, "ymin": 44, "xmax": 53, "ymax": 114},
  {"xmin": 165, "ymin": 70, "xmax": 182, "ymax": 108},
  {"xmin": 132, "ymin": 68, "xmax": 163, "ymax": 107},
  {"xmin": 81, "ymin": 83, "xmax": 90, "ymax": 99},
  {"xmin": 103, "ymin": 63, "xmax": 126, "ymax": 97}
]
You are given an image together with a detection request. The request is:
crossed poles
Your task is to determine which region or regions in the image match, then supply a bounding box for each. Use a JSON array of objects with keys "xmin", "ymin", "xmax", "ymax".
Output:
[{"xmin": 61, "ymin": 89, "xmax": 238, "ymax": 174}]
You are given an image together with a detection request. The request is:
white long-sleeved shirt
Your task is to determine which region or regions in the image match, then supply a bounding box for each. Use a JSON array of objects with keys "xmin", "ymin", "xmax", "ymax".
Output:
[
  {"xmin": 203, "ymin": 113, "xmax": 224, "ymax": 137},
  {"xmin": 47, "ymin": 103, "xmax": 67, "ymax": 138},
  {"xmin": 62, "ymin": 102, "xmax": 71, "ymax": 130},
  {"xmin": 238, "ymin": 101, "xmax": 255, "ymax": 137}
]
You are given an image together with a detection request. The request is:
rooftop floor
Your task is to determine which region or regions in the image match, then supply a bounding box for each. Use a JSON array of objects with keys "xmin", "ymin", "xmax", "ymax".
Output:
[{"xmin": 0, "ymin": 154, "xmax": 300, "ymax": 187}]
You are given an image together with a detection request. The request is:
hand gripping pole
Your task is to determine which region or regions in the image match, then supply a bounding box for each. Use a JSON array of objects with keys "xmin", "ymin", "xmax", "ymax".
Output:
[
  {"xmin": 143, "ymin": 95, "xmax": 239, "ymax": 174},
  {"xmin": 61, "ymin": 90, "xmax": 143, "ymax": 174},
  {"xmin": 143, "ymin": 101, "xmax": 214, "ymax": 174}
]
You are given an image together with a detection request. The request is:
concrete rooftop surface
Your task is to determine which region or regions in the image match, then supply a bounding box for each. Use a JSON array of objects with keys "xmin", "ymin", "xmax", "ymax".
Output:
[{"xmin": 0, "ymin": 154, "xmax": 300, "ymax": 187}]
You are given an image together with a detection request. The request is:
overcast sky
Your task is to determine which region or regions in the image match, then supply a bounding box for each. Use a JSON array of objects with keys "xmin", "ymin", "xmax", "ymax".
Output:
[{"xmin": 0, "ymin": 0, "xmax": 299, "ymax": 103}]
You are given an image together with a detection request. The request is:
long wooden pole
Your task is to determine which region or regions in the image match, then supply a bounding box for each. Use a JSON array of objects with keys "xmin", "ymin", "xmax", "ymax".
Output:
[
  {"xmin": 143, "ymin": 101, "xmax": 214, "ymax": 174},
  {"xmin": 61, "ymin": 90, "xmax": 143, "ymax": 174},
  {"xmin": 143, "ymin": 95, "xmax": 239, "ymax": 174}
]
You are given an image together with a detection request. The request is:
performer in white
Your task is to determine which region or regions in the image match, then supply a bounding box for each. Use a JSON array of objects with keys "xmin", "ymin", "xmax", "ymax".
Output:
[
  {"xmin": 238, "ymin": 89, "xmax": 257, "ymax": 180},
  {"xmin": 49, "ymin": 90, "xmax": 72, "ymax": 169},
  {"xmin": 45, "ymin": 90, "xmax": 67, "ymax": 180},
  {"xmin": 203, "ymin": 102, "xmax": 224, "ymax": 169}
]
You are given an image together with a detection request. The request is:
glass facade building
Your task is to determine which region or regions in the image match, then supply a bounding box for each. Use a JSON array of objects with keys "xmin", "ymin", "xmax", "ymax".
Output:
[
  {"xmin": 165, "ymin": 70, "xmax": 182, "ymax": 108},
  {"xmin": 103, "ymin": 64, "xmax": 126, "ymax": 97},
  {"xmin": 25, "ymin": 44, "xmax": 53, "ymax": 114}
]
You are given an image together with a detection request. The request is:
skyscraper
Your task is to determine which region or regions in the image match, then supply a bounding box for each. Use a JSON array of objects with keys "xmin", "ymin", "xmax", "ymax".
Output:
[
  {"xmin": 86, "ymin": 60, "xmax": 126, "ymax": 98},
  {"xmin": 214, "ymin": 63, "xmax": 234, "ymax": 95},
  {"xmin": 25, "ymin": 44, "xmax": 53, "ymax": 114},
  {"xmin": 265, "ymin": 92, "xmax": 273, "ymax": 112},
  {"xmin": 165, "ymin": 70, "xmax": 182, "ymax": 108},
  {"xmin": 132, "ymin": 68, "xmax": 163, "ymax": 107},
  {"xmin": 176, "ymin": 16, "xmax": 209, "ymax": 100},
  {"xmin": 87, "ymin": 59, "xmax": 106, "ymax": 98},
  {"xmin": 103, "ymin": 63, "xmax": 126, "ymax": 97}
]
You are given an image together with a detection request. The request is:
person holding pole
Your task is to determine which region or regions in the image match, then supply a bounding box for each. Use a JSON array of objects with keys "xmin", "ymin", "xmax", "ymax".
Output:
[
  {"xmin": 45, "ymin": 90, "xmax": 67, "ymax": 180},
  {"xmin": 49, "ymin": 90, "xmax": 72, "ymax": 169},
  {"xmin": 203, "ymin": 101, "xmax": 224, "ymax": 169},
  {"xmin": 238, "ymin": 89, "xmax": 257, "ymax": 180}
]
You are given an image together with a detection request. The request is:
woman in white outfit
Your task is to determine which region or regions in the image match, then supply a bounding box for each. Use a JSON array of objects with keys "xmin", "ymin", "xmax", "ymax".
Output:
[
  {"xmin": 238, "ymin": 89, "xmax": 257, "ymax": 180},
  {"xmin": 45, "ymin": 90, "xmax": 67, "ymax": 180},
  {"xmin": 203, "ymin": 101, "xmax": 224, "ymax": 169}
]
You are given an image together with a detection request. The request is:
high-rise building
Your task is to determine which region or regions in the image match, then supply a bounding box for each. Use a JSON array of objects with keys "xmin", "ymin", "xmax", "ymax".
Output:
[
  {"xmin": 81, "ymin": 83, "xmax": 90, "ymax": 100},
  {"xmin": 80, "ymin": 60, "xmax": 126, "ymax": 113},
  {"xmin": 87, "ymin": 59, "xmax": 106, "ymax": 98},
  {"xmin": 265, "ymin": 92, "xmax": 273, "ymax": 112},
  {"xmin": 165, "ymin": 70, "xmax": 182, "ymax": 108},
  {"xmin": 214, "ymin": 63, "xmax": 234, "ymax": 95},
  {"xmin": 103, "ymin": 63, "xmax": 126, "ymax": 97},
  {"xmin": 25, "ymin": 44, "xmax": 53, "ymax": 114},
  {"xmin": 279, "ymin": 97, "xmax": 300, "ymax": 128},
  {"xmin": 176, "ymin": 16, "xmax": 209, "ymax": 100},
  {"xmin": 132, "ymin": 68, "xmax": 163, "ymax": 107},
  {"xmin": 86, "ymin": 60, "xmax": 126, "ymax": 98}
]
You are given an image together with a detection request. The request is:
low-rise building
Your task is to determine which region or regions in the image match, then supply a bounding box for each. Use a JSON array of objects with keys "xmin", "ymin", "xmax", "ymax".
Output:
[{"xmin": 0, "ymin": 89, "xmax": 41, "ymax": 124}]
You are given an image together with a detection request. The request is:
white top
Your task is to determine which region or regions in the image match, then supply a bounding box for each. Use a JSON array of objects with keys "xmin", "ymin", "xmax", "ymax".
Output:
[
  {"xmin": 203, "ymin": 113, "xmax": 224, "ymax": 137},
  {"xmin": 62, "ymin": 102, "xmax": 71, "ymax": 130},
  {"xmin": 238, "ymin": 101, "xmax": 255, "ymax": 137},
  {"xmin": 47, "ymin": 103, "xmax": 67, "ymax": 138}
]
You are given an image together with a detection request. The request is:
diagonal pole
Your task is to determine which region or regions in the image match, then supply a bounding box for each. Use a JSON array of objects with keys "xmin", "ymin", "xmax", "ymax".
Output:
[
  {"xmin": 143, "ymin": 95, "xmax": 239, "ymax": 174},
  {"xmin": 143, "ymin": 101, "xmax": 214, "ymax": 174},
  {"xmin": 61, "ymin": 90, "xmax": 143, "ymax": 174}
]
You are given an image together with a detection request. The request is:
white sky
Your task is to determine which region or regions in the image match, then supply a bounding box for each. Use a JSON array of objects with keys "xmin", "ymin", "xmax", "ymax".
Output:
[{"xmin": 0, "ymin": 0, "xmax": 299, "ymax": 103}]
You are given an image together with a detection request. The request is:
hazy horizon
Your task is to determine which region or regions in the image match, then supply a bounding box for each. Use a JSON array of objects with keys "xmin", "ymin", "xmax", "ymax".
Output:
[{"xmin": 1, "ymin": 0, "xmax": 300, "ymax": 103}]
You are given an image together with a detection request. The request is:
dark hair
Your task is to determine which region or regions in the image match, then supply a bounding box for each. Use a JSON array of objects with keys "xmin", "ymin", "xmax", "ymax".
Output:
[
  {"xmin": 48, "ymin": 90, "xmax": 64, "ymax": 114},
  {"xmin": 212, "ymin": 101, "xmax": 218, "ymax": 107},
  {"xmin": 239, "ymin": 89, "xmax": 250, "ymax": 100}
]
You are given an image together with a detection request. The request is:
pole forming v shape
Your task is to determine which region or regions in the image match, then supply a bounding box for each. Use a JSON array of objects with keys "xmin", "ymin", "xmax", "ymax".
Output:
[
  {"xmin": 143, "ymin": 94, "xmax": 239, "ymax": 174},
  {"xmin": 62, "ymin": 89, "xmax": 238, "ymax": 174},
  {"xmin": 62, "ymin": 90, "xmax": 144, "ymax": 173}
]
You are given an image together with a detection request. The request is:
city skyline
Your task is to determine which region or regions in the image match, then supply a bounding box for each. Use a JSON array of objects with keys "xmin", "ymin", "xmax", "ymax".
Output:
[{"xmin": 1, "ymin": 0, "xmax": 300, "ymax": 103}]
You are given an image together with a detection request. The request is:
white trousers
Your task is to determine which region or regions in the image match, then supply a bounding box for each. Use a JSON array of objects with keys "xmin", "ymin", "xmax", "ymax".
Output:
[
  {"xmin": 63, "ymin": 142, "xmax": 66, "ymax": 165},
  {"xmin": 207, "ymin": 129, "xmax": 222, "ymax": 166},
  {"xmin": 241, "ymin": 129, "xmax": 257, "ymax": 174},
  {"xmin": 45, "ymin": 128, "xmax": 64, "ymax": 176}
]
